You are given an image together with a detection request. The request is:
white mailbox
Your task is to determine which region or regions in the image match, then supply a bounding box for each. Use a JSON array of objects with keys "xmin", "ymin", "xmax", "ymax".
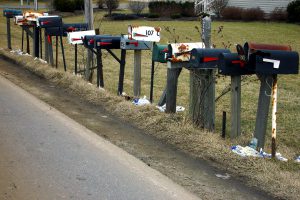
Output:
[
  {"xmin": 128, "ymin": 25, "xmax": 161, "ymax": 42},
  {"xmin": 168, "ymin": 42, "xmax": 205, "ymax": 62},
  {"xmin": 14, "ymin": 15, "xmax": 27, "ymax": 25},
  {"xmin": 67, "ymin": 30, "xmax": 96, "ymax": 45}
]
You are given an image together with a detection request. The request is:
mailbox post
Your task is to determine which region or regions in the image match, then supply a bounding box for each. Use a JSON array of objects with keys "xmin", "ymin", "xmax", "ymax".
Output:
[{"xmin": 3, "ymin": 9, "xmax": 23, "ymax": 49}]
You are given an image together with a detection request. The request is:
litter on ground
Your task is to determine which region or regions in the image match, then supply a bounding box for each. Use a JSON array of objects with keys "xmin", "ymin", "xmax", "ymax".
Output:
[
  {"xmin": 231, "ymin": 145, "xmax": 288, "ymax": 162},
  {"xmin": 215, "ymin": 173, "xmax": 230, "ymax": 180},
  {"xmin": 156, "ymin": 104, "xmax": 185, "ymax": 112},
  {"xmin": 295, "ymin": 156, "xmax": 300, "ymax": 163},
  {"xmin": 132, "ymin": 96, "xmax": 150, "ymax": 106}
]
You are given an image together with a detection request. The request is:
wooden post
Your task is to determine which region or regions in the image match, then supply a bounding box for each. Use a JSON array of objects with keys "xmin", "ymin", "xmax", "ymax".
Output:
[
  {"xmin": 84, "ymin": 0, "xmax": 94, "ymax": 81},
  {"xmin": 133, "ymin": 50, "xmax": 142, "ymax": 97},
  {"xmin": 6, "ymin": 18, "xmax": 11, "ymax": 49},
  {"xmin": 189, "ymin": 16, "xmax": 215, "ymax": 131},
  {"xmin": 44, "ymin": 31, "xmax": 49, "ymax": 62},
  {"xmin": 48, "ymin": 36, "xmax": 54, "ymax": 66},
  {"xmin": 254, "ymin": 75, "xmax": 273, "ymax": 149},
  {"xmin": 26, "ymin": 30, "xmax": 30, "ymax": 54},
  {"xmin": 39, "ymin": 29, "xmax": 43, "ymax": 59},
  {"xmin": 166, "ymin": 62, "xmax": 181, "ymax": 113},
  {"xmin": 230, "ymin": 75, "xmax": 241, "ymax": 138},
  {"xmin": 271, "ymin": 75, "xmax": 278, "ymax": 158}
]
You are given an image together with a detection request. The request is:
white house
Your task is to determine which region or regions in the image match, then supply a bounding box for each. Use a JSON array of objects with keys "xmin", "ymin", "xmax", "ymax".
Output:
[{"xmin": 195, "ymin": 0, "xmax": 294, "ymax": 14}]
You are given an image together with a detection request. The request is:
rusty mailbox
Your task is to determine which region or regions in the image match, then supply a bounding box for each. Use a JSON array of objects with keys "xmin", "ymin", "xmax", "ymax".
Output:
[
  {"xmin": 244, "ymin": 42, "xmax": 299, "ymax": 74},
  {"xmin": 167, "ymin": 42, "xmax": 205, "ymax": 62},
  {"xmin": 3, "ymin": 9, "xmax": 22, "ymax": 18},
  {"xmin": 120, "ymin": 35, "xmax": 152, "ymax": 50},
  {"xmin": 188, "ymin": 48, "xmax": 231, "ymax": 69},
  {"xmin": 37, "ymin": 16, "xmax": 62, "ymax": 28},
  {"xmin": 218, "ymin": 53, "xmax": 254, "ymax": 76},
  {"xmin": 94, "ymin": 35, "xmax": 121, "ymax": 49}
]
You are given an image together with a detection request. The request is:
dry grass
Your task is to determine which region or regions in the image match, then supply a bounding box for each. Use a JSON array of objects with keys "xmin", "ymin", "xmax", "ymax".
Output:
[{"xmin": 0, "ymin": 8, "xmax": 300, "ymax": 199}]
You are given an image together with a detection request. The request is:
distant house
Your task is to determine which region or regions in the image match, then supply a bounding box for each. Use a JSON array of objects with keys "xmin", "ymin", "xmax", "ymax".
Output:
[{"xmin": 227, "ymin": 0, "xmax": 293, "ymax": 14}]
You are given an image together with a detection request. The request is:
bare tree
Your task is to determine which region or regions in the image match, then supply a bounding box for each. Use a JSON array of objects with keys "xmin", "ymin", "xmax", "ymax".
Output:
[
  {"xmin": 128, "ymin": 1, "xmax": 147, "ymax": 15},
  {"xmin": 105, "ymin": 0, "xmax": 119, "ymax": 16},
  {"xmin": 210, "ymin": 0, "xmax": 228, "ymax": 18}
]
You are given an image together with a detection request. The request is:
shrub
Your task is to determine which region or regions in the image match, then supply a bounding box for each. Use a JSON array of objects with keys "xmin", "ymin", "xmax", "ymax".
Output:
[
  {"xmin": 148, "ymin": 1, "xmax": 195, "ymax": 18},
  {"xmin": 210, "ymin": 0, "xmax": 229, "ymax": 18},
  {"xmin": 241, "ymin": 7, "xmax": 265, "ymax": 21},
  {"xmin": 105, "ymin": 0, "xmax": 119, "ymax": 16},
  {"xmin": 221, "ymin": 6, "xmax": 243, "ymax": 20},
  {"xmin": 129, "ymin": 1, "xmax": 147, "ymax": 15},
  {"xmin": 53, "ymin": 0, "xmax": 75, "ymax": 12},
  {"xmin": 287, "ymin": 0, "xmax": 300, "ymax": 22},
  {"xmin": 171, "ymin": 14, "xmax": 181, "ymax": 19},
  {"xmin": 148, "ymin": 13, "xmax": 160, "ymax": 18},
  {"xmin": 270, "ymin": 7, "xmax": 287, "ymax": 21},
  {"xmin": 98, "ymin": 0, "xmax": 104, "ymax": 9}
]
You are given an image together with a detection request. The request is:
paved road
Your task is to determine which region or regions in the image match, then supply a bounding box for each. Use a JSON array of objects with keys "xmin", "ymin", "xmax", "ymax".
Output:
[{"xmin": 0, "ymin": 74, "xmax": 199, "ymax": 200}]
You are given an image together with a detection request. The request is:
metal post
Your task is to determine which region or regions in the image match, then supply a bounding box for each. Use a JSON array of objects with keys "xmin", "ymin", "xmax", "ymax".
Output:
[
  {"xmin": 55, "ymin": 36, "xmax": 58, "ymax": 68},
  {"xmin": 230, "ymin": 75, "xmax": 241, "ymax": 138},
  {"xmin": 254, "ymin": 75, "xmax": 273, "ymax": 149},
  {"xmin": 44, "ymin": 31, "xmax": 49, "ymax": 62},
  {"xmin": 271, "ymin": 75, "xmax": 278, "ymax": 158},
  {"xmin": 75, "ymin": 44, "xmax": 78, "ymax": 74},
  {"xmin": 150, "ymin": 60, "xmax": 155, "ymax": 103},
  {"xmin": 40, "ymin": 29, "xmax": 43, "ymax": 59},
  {"xmin": 118, "ymin": 49, "xmax": 126, "ymax": 95},
  {"xmin": 133, "ymin": 49, "xmax": 142, "ymax": 97},
  {"xmin": 26, "ymin": 30, "xmax": 30, "ymax": 54},
  {"xmin": 97, "ymin": 48, "xmax": 104, "ymax": 88},
  {"xmin": 34, "ymin": 0, "xmax": 38, "ymax": 10},
  {"xmin": 222, "ymin": 111, "xmax": 226, "ymax": 138},
  {"xmin": 22, "ymin": 26, "xmax": 24, "ymax": 51},
  {"xmin": 6, "ymin": 18, "xmax": 11, "ymax": 49},
  {"xmin": 33, "ymin": 26, "xmax": 40, "ymax": 57},
  {"xmin": 59, "ymin": 27, "xmax": 67, "ymax": 71}
]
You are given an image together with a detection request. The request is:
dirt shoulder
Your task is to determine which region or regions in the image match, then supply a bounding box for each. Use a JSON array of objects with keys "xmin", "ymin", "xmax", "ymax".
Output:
[{"xmin": 0, "ymin": 49, "xmax": 299, "ymax": 200}]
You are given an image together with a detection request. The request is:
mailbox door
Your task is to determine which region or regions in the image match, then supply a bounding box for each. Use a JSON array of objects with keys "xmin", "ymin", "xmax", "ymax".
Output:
[
  {"xmin": 218, "ymin": 53, "xmax": 254, "ymax": 76},
  {"xmin": 37, "ymin": 16, "xmax": 62, "ymax": 28},
  {"xmin": 255, "ymin": 50, "xmax": 299, "ymax": 74},
  {"xmin": 82, "ymin": 35, "xmax": 96, "ymax": 49},
  {"xmin": 3, "ymin": 9, "xmax": 22, "ymax": 18},
  {"xmin": 67, "ymin": 30, "xmax": 96, "ymax": 45},
  {"xmin": 188, "ymin": 48, "xmax": 231, "ymax": 69},
  {"xmin": 94, "ymin": 36, "xmax": 121, "ymax": 49},
  {"xmin": 152, "ymin": 44, "xmax": 168, "ymax": 63}
]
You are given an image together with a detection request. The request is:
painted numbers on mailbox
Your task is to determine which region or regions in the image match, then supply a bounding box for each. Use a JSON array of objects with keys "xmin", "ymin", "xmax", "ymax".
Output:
[{"xmin": 128, "ymin": 25, "xmax": 161, "ymax": 42}]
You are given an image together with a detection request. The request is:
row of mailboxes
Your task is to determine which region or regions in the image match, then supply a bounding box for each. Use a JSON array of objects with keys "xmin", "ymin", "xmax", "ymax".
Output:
[{"xmin": 3, "ymin": 9, "xmax": 22, "ymax": 18}]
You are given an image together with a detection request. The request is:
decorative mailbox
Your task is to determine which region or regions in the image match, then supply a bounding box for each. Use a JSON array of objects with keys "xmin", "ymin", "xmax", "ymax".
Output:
[
  {"xmin": 188, "ymin": 48, "xmax": 231, "ymax": 69},
  {"xmin": 120, "ymin": 35, "xmax": 152, "ymax": 50},
  {"xmin": 67, "ymin": 30, "xmax": 96, "ymax": 45},
  {"xmin": 218, "ymin": 53, "xmax": 253, "ymax": 76},
  {"xmin": 14, "ymin": 15, "xmax": 29, "ymax": 25},
  {"xmin": 244, "ymin": 42, "xmax": 299, "ymax": 74},
  {"xmin": 24, "ymin": 12, "xmax": 44, "ymax": 22},
  {"xmin": 37, "ymin": 16, "xmax": 62, "ymax": 28},
  {"xmin": 128, "ymin": 25, "xmax": 161, "ymax": 42},
  {"xmin": 63, "ymin": 23, "xmax": 88, "ymax": 33},
  {"xmin": 152, "ymin": 43, "xmax": 168, "ymax": 63},
  {"xmin": 3, "ymin": 9, "xmax": 22, "ymax": 18},
  {"xmin": 167, "ymin": 42, "xmax": 205, "ymax": 62},
  {"xmin": 82, "ymin": 35, "xmax": 96, "ymax": 49},
  {"xmin": 94, "ymin": 35, "xmax": 121, "ymax": 49}
]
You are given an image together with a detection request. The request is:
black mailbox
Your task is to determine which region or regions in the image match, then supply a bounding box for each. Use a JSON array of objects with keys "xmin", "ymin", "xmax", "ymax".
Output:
[
  {"xmin": 63, "ymin": 23, "xmax": 88, "ymax": 33},
  {"xmin": 3, "ymin": 9, "xmax": 22, "ymax": 18},
  {"xmin": 94, "ymin": 35, "xmax": 121, "ymax": 49},
  {"xmin": 244, "ymin": 42, "xmax": 299, "ymax": 74},
  {"xmin": 37, "ymin": 16, "xmax": 62, "ymax": 28},
  {"xmin": 45, "ymin": 27, "xmax": 66, "ymax": 37},
  {"xmin": 82, "ymin": 35, "xmax": 96, "ymax": 49},
  {"xmin": 218, "ymin": 53, "xmax": 254, "ymax": 76},
  {"xmin": 188, "ymin": 48, "xmax": 231, "ymax": 69}
]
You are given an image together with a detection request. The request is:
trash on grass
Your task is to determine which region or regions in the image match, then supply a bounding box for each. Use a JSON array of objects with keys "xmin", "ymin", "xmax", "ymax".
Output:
[
  {"xmin": 231, "ymin": 145, "xmax": 288, "ymax": 162},
  {"xmin": 295, "ymin": 156, "xmax": 300, "ymax": 163},
  {"xmin": 249, "ymin": 137, "xmax": 258, "ymax": 150},
  {"xmin": 156, "ymin": 104, "xmax": 185, "ymax": 112},
  {"xmin": 215, "ymin": 173, "xmax": 230, "ymax": 180},
  {"xmin": 132, "ymin": 96, "xmax": 150, "ymax": 106}
]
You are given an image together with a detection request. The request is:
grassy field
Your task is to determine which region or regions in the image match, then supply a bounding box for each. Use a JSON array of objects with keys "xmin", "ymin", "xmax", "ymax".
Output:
[{"xmin": 0, "ymin": 6, "xmax": 300, "ymax": 199}]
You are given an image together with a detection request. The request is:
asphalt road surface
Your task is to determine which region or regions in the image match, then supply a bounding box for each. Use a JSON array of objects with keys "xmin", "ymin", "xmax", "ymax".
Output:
[{"xmin": 0, "ymin": 74, "xmax": 199, "ymax": 200}]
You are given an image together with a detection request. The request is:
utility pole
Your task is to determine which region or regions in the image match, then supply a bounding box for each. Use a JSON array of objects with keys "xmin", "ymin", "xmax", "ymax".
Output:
[
  {"xmin": 34, "ymin": 0, "xmax": 38, "ymax": 10},
  {"xmin": 84, "ymin": 0, "xmax": 94, "ymax": 82},
  {"xmin": 20, "ymin": 0, "xmax": 23, "ymax": 6}
]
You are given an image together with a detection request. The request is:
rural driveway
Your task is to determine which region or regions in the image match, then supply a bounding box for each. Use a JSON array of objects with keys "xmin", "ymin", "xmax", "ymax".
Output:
[{"xmin": 0, "ymin": 74, "xmax": 199, "ymax": 200}]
